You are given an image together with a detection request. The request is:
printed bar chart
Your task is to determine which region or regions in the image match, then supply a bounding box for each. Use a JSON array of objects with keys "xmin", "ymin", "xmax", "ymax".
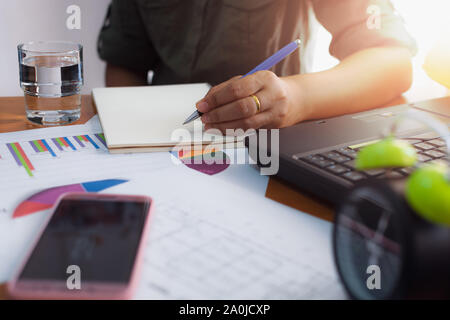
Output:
[
  {"xmin": 73, "ymin": 135, "xmax": 85, "ymax": 148},
  {"xmin": 29, "ymin": 139, "xmax": 57, "ymax": 157},
  {"xmin": 95, "ymin": 133, "xmax": 107, "ymax": 147},
  {"xmin": 51, "ymin": 138, "xmax": 63, "ymax": 151},
  {"xmin": 52, "ymin": 137, "xmax": 76, "ymax": 151},
  {"xmin": 74, "ymin": 135, "xmax": 100, "ymax": 149},
  {"xmin": 7, "ymin": 142, "xmax": 35, "ymax": 177},
  {"xmin": 63, "ymin": 137, "xmax": 76, "ymax": 150},
  {"xmin": 5, "ymin": 133, "xmax": 105, "ymax": 177},
  {"xmin": 84, "ymin": 135, "xmax": 99, "ymax": 149}
]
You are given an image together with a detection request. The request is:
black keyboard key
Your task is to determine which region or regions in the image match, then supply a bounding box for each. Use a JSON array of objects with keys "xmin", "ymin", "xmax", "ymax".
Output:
[
  {"xmin": 302, "ymin": 154, "xmax": 324, "ymax": 161},
  {"xmin": 336, "ymin": 148, "xmax": 357, "ymax": 158},
  {"xmin": 414, "ymin": 142, "xmax": 435, "ymax": 151},
  {"xmin": 342, "ymin": 171, "xmax": 366, "ymax": 182},
  {"xmin": 423, "ymin": 149, "xmax": 446, "ymax": 159},
  {"xmin": 314, "ymin": 159, "xmax": 335, "ymax": 168},
  {"xmin": 327, "ymin": 165, "xmax": 351, "ymax": 175},
  {"xmin": 343, "ymin": 159, "xmax": 384, "ymax": 176},
  {"xmin": 322, "ymin": 152, "xmax": 351, "ymax": 163},
  {"xmin": 301, "ymin": 155, "xmax": 335, "ymax": 168},
  {"xmin": 344, "ymin": 159, "xmax": 356, "ymax": 168}
]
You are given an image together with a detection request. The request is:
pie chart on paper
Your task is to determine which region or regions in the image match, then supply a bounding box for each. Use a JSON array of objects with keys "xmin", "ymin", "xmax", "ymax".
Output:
[
  {"xmin": 13, "ymin": 179, "xmax": 129, "ymax": 219},
  {"xmin": 170, "ymin": 148, "xmax": 230, "ymax": 175}
]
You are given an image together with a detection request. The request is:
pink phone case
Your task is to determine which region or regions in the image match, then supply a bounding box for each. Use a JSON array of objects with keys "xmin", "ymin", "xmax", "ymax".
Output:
[{"xmin": 7, "ymin": 192, "xmax": 153, "ymax": 300}]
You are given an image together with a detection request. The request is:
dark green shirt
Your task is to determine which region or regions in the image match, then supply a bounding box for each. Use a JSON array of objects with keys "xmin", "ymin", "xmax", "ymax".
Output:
[{"xmin": 98, "ymin": 0, "xmax": 416, "ymax": 86}]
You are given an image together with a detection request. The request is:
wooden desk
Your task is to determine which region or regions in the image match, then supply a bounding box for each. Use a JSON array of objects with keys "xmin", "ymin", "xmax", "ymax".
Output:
[
  {"xmin": 0, "ymin": 96, "xmax": 96, "ymax": 133},
  {"xmin": 0, "ymin": 93, "xmax": 430, "ymax": 298}
]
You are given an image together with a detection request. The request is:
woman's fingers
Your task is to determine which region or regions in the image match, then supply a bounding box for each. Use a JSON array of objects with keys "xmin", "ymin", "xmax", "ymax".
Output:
[
  {"xmin": 205, "ymin": 76, "xmax": 240, "ymax": 97},
  {"xmin": 204, "ymin": 110, "xmax": 273, "ymax": 133},
  {"xmin": 201, "ymin": 91, "xmax": 267, "ymax": 124},
  {"xmin": 196, "ymin": 77, "xmax": 240, "ymax": 113},
  {"xmin": 197, "ymin": 72, "xmax": 267, "ymax": 113},
  {"xmin": 197, "ymin": 71, "xmax": 294, "ymax": 131}
]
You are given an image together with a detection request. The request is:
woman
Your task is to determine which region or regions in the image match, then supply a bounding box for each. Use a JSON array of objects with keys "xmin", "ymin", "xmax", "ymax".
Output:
[{"xmin": 98, "ymin": 0, "xmax": 416, "ymax": 132}]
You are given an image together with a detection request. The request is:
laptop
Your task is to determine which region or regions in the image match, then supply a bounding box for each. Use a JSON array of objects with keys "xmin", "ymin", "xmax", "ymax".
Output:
[{"xmin": 251, "ymin": 96, "xmax": 450, "ymax": 205}]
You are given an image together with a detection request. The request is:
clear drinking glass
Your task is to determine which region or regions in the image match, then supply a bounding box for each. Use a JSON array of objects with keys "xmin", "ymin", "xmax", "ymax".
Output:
[{"xmin": 18, "ymin": 41, "xmax": 83, "ymax": 125}]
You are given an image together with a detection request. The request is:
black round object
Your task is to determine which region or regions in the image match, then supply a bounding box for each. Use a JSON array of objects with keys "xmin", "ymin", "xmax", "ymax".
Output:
[{"xmin": 333, "ymin": 179, "xmax": 450, "ymax": 299}]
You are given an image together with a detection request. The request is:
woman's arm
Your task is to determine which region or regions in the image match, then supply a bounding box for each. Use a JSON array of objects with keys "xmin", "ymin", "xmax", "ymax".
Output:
[
  {"xmin": 197, "ymin": 46, "xmax": 413, "ymax": 132},
  {"xmin": 287, "ymin": 46, "xmax": 413, "ymax": 122}
]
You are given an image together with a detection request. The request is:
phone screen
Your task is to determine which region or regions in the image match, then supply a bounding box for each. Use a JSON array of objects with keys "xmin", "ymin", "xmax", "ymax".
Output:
[{"xmin": 18, "ymin": 197, "xmax": 150, "ymax": 283}]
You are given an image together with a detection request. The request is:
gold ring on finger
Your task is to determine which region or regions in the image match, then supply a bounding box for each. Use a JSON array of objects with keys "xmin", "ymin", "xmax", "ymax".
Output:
[{"xmin": 251, "ymin": 95, "xmax": 261, "ymax": 113}]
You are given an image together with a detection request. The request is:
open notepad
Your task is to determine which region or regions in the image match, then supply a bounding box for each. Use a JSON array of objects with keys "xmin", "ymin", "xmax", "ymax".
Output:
[{"xmin": 93, "ymin": 84, "xmax": 244, "ymax": 153}]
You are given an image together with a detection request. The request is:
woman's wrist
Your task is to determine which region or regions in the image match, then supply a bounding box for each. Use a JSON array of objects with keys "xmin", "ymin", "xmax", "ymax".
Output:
[{"xmin": 281, "ymin": 75, "xmax": 312, "ymax": 126}]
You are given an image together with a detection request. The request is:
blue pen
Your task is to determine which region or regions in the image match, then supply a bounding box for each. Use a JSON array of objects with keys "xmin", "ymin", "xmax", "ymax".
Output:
[{"xmin": 183, "ymin": 39, "xmax": 301, "ymax": 125}]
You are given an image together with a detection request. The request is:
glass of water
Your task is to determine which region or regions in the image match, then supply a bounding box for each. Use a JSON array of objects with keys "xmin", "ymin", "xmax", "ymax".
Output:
[{"xmin": 18, "ymin": 41, "xmax": 83, "ymax": 125}]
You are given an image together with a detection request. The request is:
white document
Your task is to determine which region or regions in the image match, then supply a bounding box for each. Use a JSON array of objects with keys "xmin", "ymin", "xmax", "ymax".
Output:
[
  {"xmin": 0, "ymin": 120, "xmax": 176, "ymax": 282},
  {"xmin": 0, "ymin": 117, "xmax": 268, "ymax": 283},
  {"xmin": 0, "ymin": 116, "xmax": 345, "ymax": 299},
  {"xmin": 108, "ymin": 171, "xmax": 346, "ymax": 299}
]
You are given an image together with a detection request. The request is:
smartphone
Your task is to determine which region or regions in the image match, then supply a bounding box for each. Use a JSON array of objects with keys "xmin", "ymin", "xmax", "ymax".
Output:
[{"xmin": 7, "ymin": 193, "xmax": 153, "ymax": 300}]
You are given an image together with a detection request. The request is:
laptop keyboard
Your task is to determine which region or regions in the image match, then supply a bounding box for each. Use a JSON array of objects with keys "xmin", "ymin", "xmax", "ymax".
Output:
[{"xmin": 295, "ymin": 133, "xmax": 448, "ymax": 184}]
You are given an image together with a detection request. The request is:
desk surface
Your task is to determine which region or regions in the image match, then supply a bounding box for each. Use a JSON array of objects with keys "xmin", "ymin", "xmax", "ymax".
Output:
[
  {"xmin": 0, "ymin": 95, "xmax": 336, "ymax": 298},
  {"xmin": 0, "ymin": 92, "xmax": 434, "ymax": 299}
]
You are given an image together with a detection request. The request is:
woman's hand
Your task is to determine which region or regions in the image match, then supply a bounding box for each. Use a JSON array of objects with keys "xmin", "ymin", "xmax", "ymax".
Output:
[
  {"xmin": 196, "ymin": 71, "xmax": 305, "ymax": 133},
  {"xmin": 195, "ymin": 47, "xmax": 413, "ymax": 133}
]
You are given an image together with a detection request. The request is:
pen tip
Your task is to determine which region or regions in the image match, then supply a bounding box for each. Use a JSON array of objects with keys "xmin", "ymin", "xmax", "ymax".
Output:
[
  {"xmin": 183, "ymin": 109, "xmax": 200, "ymax": 125},
  {"xmin": 295, "ymin": 39, "xmax": 301, "ymax": 47}
]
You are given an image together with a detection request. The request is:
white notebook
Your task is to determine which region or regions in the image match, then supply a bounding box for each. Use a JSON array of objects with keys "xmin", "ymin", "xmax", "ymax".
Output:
[{"xmin": 92, "ymin": 84, "xmax": 244, "ymax": 153}]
